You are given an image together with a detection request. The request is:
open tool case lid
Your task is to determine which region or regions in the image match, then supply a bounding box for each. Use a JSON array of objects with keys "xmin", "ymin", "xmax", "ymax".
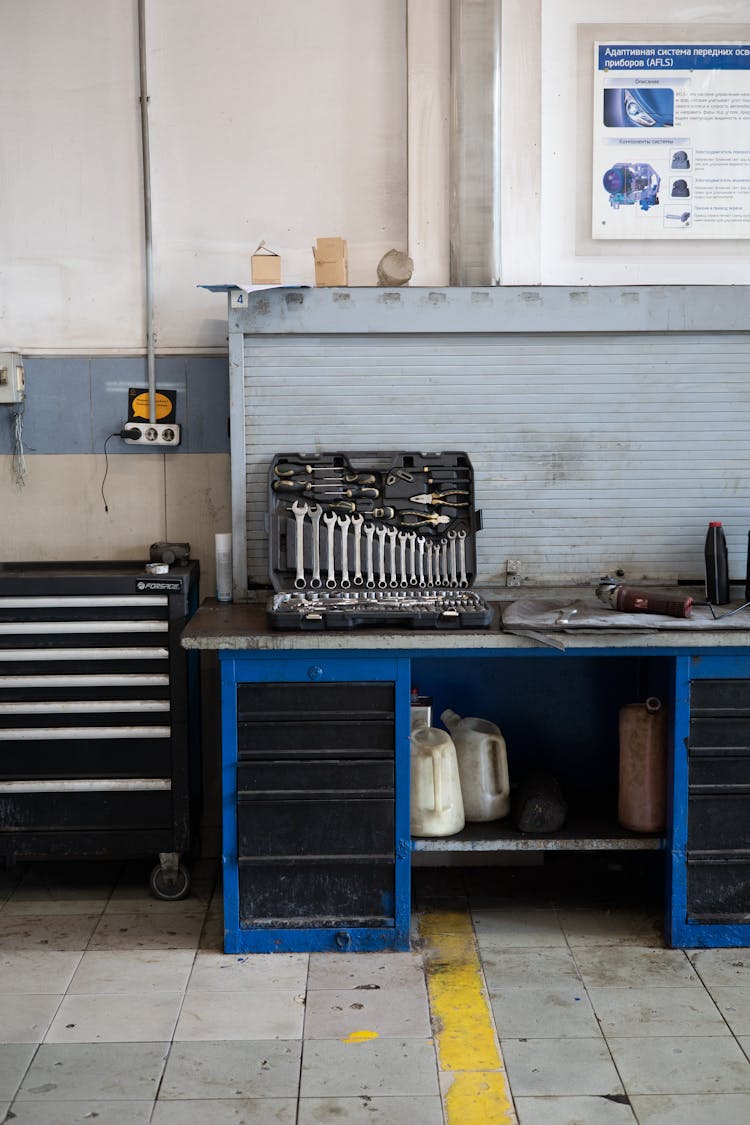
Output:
[{"xmin": 266, "ymin": 450, "xmax": 492, "ymax": 629}]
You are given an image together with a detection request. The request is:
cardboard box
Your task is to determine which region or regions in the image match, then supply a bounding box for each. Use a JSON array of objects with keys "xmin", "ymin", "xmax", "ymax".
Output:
[
  {"xmin": 251, "ymin": 243, "xmax": 282, "ymax": 285},
  {"xmin": 313, "ymin": 237, "xmax": 348, "ymax": 286}
]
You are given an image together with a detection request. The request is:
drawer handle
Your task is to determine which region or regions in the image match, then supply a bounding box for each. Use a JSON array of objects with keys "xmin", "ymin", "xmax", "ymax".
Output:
[
  {"xmin": 307, "ymin": 665, "xmax": 324, "ymax": 681},
  {"xmin": 335, "ymin": 930, "xmax": 352, "ymax": 950}
]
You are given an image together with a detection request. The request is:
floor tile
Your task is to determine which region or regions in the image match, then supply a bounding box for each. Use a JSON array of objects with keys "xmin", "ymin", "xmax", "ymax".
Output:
[
  {"xmin": 174, "ymin": 989, "xmax": 305, "ymax": 1040},
  {"xmin": 16, "ymin": 1041, "xmax": 168, "ymax": 1100},
  {"xmin": 472, "ymin": 906, "xmax": 567, "ymax": 948},
  {"xmin": 0, "ymin": 951, "xmax": 82, "ymax": 994},
  {"xmin": 188, "ymin": 951, "xmax": 308, "ymax": 991},
  {"xmin": 300, "ymin": 1037, "xmax": 439, "ymax": 1097},
  {"xmin": 630, "ymin": 1093, "xmax": 750, "ymax": 1124},
  {"xmin": 480, "ymin": 948, "xmax": 582, "ymax": 991},
  {"xmin": 0, "ymin": 995, "xmax": 62, "ymax": 1043},
  {"xmin": 3, "ymin": 898, "xmax": 109, "ymax": 916},
  {"xmin": 586, "ymin": 985, "xmax": 728, "ymax": 1037},
  {"xmin": 298, "ymin": 1095, "xmax": 444, "ymax": 1124},
  {"xmin": 708, "ymin": 988, "xmax": 750, "ymax": 1036},
  {"xmin": 501, "ymin": 1038, "xmax": 624, "ymax": 1097},
  {"xmin": 689, "ymin": 948, "xmax": 750, "ymax": 988},
  {"xmin": 44, "ymin": 992, "xmax": 183, "ymax": 1043},
  {"xmin": 6, "ymin": 1100, "xmax": 153, "ymax": 1124},
  {"xmin": 307, "ymin": 952, "xmax": 424, "ymax": 990},
  {"xmin": 574, "ymin": 947, "xmax": 699, "ymax": 989},
  {"xmin": 0, "ymin": 914, "xmax": 100, "ymax": 952},
  {"xmin": 68, "ymin": 949, "xmax": 195, "ymax": 994},
  {"xmin": 0, "ymin": 1044, "xmax": 38, "ymax": 1102},
  {"xmin": 490, "ymin": 984, "xmax": 601, "ymax": 1038},
  {"xmin": 608, "ymin": 1035, "xmax": 750, "ymax": 1095},
  {"xmin": 515, "ymin": 1095, "xmax": 638, "ymax": 1124},
  {"xmin": 558, "ymin": 907, "xmax": 662, "ymax": 947},
  {"xmin": 89, "ymin": 911, "xmax": 205, "ymax": 951},
  {"xmin": 151, "ymin": 1098, "xmax": 297, "ymax": 1123},
  {"xmin": 303, "ymin": 984, "xmax": 432, "ymax": 1039},
  {"xmin": 159, "ymin": 1040, "xmax": 301, "ymax": 1098}
]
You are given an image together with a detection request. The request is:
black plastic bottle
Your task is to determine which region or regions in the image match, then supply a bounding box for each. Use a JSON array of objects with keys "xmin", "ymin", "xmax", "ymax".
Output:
[{"xmin": 705, "ymin": 521, "xmax": 730, "ymax": 605}]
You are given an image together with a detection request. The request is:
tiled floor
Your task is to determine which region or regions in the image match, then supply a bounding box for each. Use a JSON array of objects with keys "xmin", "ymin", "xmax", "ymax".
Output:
[{"xmin": 0, "ymin": 854, "xmax": 748, "ymax": 1124}]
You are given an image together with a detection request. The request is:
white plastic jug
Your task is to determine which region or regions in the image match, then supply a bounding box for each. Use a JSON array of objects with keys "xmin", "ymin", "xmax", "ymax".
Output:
[
  {"xmin": 410, "ymin": 726, "xmax": 465, "ymax": 837},
  {"xmin": 441, "ymin": 708, "xmax": 510, "ymax": 822}
]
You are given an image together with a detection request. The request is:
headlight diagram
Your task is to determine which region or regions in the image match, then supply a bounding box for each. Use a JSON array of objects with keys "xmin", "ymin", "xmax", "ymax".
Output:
[{"xmin": 602, "ymin": 163, "xmax": 661, "ymax": 211}]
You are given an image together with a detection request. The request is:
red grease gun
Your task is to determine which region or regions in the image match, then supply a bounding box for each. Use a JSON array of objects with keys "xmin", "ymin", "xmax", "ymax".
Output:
[{"xmin": 596, "ymin": 577, "xmax": 693, "ymax": 619}]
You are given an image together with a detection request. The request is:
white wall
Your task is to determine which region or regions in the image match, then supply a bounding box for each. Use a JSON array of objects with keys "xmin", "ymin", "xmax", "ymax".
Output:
[{"xmin": 2, "ymin": 0, "xmax": 749, "ymax": 357}]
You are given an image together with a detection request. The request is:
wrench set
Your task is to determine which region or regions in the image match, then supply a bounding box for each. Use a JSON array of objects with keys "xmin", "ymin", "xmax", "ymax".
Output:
[{"xmin": 266, "ymin": 451, "xmax": 492, "ymax": 629}]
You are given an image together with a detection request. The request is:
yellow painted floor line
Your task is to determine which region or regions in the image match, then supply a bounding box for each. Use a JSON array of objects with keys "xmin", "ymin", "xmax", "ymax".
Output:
[{"xmin": 419, "ymin": 906, "xmax": 517, "ymax": 1125}]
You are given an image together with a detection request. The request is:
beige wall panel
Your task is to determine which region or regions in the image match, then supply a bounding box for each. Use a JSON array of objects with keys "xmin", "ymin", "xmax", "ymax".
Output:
[
  {"xmin": 145, "ymin": 0, "xmax": 408, "ymax": 349},
  {"xmin": 0, "ymin": 1, "xmax": 144, "ymax": 353},
  {"xmin": 1, "ymin": 456, "xmax": 166, "ymax": 561},
  {"xmin": 164, "ymin": 454, "xmax": 232, "ymax": 598},
  {"xmin": 1, "ymin": 454, "xmax": 230, "ymax": 586}
]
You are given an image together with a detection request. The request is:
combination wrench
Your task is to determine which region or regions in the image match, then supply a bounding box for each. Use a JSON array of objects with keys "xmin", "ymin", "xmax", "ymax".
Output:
[
  {"xmin": 426, "ymin": 540, "xmax": 434, "ymax": 586},
  {"xmin": 457, "ymin": 529, "xmax": 468, "ymax": 587},
  {"xmin": 351, "ymin": 513, "xmax": 364, "ymax": 585},
  {"xmin": 291, "ymin": 499, "xmax": 309, "ymax": 589},
  {"xmin": 337, "ymin": 514, "xmax": 351, "ymax": 588},
  {"xmin": 416, "ymin": 536, "xmax": 426, "ymax": 587},
  {"xmin": 387, "ymin": 527, "xmax": 398, "ymax": 587},
  {"xmin": 407, "ymin": 531, "xmax": 418, "ymax": 585},
  {"xmin": 323, "ymin": 511, "xmax": 337, "ymax": 589},
  {"xmin": 364, "ymin": 522, "xmax": 376, "ymax": 588},
  {"xmin": 376, "ymin": 525, "xmax": 387, "ymax": 588},
  {"xmin": 448, "ymin": 530, "xmax": 458, "ymax": 587},
  {"xmin": 309, "ymin": 504, "xmax": 322, "ymax": 589},
  {"xmin": 397, "ymin": 531, "xmax": 408, "ymax": 586}
]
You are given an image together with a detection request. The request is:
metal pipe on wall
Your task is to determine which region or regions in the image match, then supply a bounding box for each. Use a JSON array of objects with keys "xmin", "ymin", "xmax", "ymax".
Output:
[
  {"xmin": 137, "ymin": 0, "xmax": 156, "ymax": 424},
  {"xmin": 449, "ymin": 0, "xmax": 502, "ymax": 285}
]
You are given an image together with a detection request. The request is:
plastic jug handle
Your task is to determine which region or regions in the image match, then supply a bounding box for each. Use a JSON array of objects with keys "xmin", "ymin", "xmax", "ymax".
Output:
[
  {"xmin": 432, "ymin": 746, "xmax": 445, "ymax": 813},
  {"xmin": 441, "ymin": 708, "xmax": 461, "ymax": 732},
  {"xmin": 486, "ymin": 733, "xmax": 509, "ymax": 797}
]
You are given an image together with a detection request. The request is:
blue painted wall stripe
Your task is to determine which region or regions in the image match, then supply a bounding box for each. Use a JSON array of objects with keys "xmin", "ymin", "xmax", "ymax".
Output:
[{"xmin": 0, "ymin": 357, "xmax": 229, "ymax": 455}]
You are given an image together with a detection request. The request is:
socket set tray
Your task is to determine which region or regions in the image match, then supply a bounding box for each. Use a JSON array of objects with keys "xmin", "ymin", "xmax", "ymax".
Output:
[{"xmin": 266, "ymin": 450, "xmax": 492, "ymax": 630}]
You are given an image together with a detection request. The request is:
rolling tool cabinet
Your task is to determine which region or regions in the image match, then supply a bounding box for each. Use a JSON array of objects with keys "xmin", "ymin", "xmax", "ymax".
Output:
[{"xmin": 0, "ymin": 561, "xmax": 200, "ymax": 898}]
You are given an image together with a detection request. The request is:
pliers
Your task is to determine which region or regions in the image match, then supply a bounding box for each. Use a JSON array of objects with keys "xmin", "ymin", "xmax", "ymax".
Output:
[{"xmin": 409, "ymin": 490, "xmax": 469, "ymax": 507}]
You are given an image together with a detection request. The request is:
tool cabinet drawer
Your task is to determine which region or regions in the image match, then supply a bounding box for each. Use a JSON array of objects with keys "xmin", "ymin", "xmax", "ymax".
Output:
[
  {"xmin": 238, "ymin": 796, "xmax": 394, "ymax": 857},
  {"xmin": 689, "ymin": 753, "xmax": 750, "ymax": 789},
  {"xmin": 688, "ymin": 794, "xmax": 750, "ymax": 851},
  {"xmin": 0, "ymin": 740, "xmax": 172, "ymax": 780},
  {"xmin": 689, "ymin": 717, "xmax": 750, "ymax": 752},
  {"xmin": 238, "ymin": 857, "xmax": 394, "ymax": 926},
  {"xmin": 687, "ymin": 856, "xmax": 750, "ymax": 922},
  {"xmin": 0, "ymin": 790, "xmax": 172, "ymax": 832},
  {"xmin": 237, "ymin": 759, "xmax": 394, "ymax": 796},
  {"xmin": 237, "ymin": 718, "xmax": 394, "ymax": 759},
  {"xmin": 691, "ymin": 679, "xmax": 750, "ymax": 714},
  {"xmin": 237, "ymin": 681, "xmax": 394, "ymax": 719}
]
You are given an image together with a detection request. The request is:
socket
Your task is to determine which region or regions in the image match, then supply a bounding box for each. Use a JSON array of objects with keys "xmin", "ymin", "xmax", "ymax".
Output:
[{"xmin": 122, "ymin": 422, "xmax": 181, "ymax": 447}]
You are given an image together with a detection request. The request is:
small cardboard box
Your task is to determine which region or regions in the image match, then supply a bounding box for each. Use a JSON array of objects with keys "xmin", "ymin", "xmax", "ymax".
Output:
[
  {"xmin": 251, "ymin": 242, "xmax": 282, "ymax": 285},
  {"xmin": 313, "ymin": 237, "xmax": 348, "ymax": 286}
]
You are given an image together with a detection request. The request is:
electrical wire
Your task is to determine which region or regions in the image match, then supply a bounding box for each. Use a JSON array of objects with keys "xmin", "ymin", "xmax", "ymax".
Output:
[
  {"xmin": 10, "ymin": 401, "xmax": 27, "ymax": 487},
  {"xmin": 101, "ymin": 431, "xmax": 123, "ymax": 513}
]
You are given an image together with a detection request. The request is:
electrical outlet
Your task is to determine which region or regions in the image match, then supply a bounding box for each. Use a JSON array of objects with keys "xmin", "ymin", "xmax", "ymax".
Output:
[
  {"xmin": 506, "ymin": 559, "xmax": 522, "ymax": 587},
  {"xmin": 122, "ymin": 422, "xmax": 181, "ymax": 446},
  {"xmin": 0, "ymin": 352, "xmax": 25, "ymax": 403}
]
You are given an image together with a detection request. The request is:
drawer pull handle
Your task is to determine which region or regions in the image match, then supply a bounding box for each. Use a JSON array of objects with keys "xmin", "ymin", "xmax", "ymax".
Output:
[{"xmin": 307, "ymin": 666, "xmax": 324, "ymax": 681}]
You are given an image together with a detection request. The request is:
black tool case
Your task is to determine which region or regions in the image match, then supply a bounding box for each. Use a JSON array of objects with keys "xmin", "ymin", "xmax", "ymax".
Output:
[{"xmin": 265, "ymin": 451, "xmax": 492, "ymax": 629}]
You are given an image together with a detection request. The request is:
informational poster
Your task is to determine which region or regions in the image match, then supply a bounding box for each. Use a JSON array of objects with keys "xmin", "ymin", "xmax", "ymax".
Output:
[{"xmin": 593, "ymin": 43, "xmax": 750, "ymax": 239}]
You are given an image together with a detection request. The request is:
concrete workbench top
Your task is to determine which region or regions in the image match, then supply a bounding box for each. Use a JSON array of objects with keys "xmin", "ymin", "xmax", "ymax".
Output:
[{"xmin": 180, "ymin": 590, "xmax": 750, "ymax": 653}]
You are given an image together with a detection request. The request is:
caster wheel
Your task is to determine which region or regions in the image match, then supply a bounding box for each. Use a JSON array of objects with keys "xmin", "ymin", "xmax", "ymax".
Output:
[{"xmin": 149, "ymin": 862, "xmax": 191, "ymax": 901}]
